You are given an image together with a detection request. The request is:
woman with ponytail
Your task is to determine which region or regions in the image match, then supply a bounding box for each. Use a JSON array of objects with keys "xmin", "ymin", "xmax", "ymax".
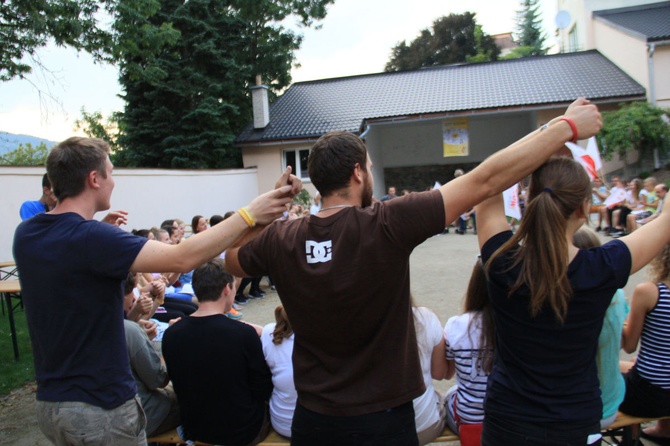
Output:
[{"xmin": 475, "ymin": 156, "xmax": 670, "ymax": 446}]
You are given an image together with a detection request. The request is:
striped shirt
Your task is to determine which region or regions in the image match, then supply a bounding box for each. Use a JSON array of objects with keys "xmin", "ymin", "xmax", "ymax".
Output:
[
  {"xmin": 636, "ymin": 282, "xmax": 670, "ymax": 390},
  {"xmin": 444, "ymin": 312, "xmax": 491, "ymax": 424}
]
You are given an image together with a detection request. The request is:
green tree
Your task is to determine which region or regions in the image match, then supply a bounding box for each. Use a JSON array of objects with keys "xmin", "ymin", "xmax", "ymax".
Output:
[
  {"xmin": 514, "ymin": 0, "xmax": 547, "ymax": 57},
  {"xmin": 115, "ymin": 0, "xmax": 333, "ymax": 169},
  {"xmin": 596, "ymin": 102, "xmax": 670, "ymax": 171},
  {"xmin": 0, "ymin": 142, "xmax": 50, "ymax": 166},
  {"xmin": 385, "ymin": 13, "xmax": 500, "ymax": 72},
  {"xmin": 0, "ymin": 0, "xmax": 111, "ymax": 81},
  {"xmin": 73, "ymin": 108, "xmax": 123, "ymax": 153}
]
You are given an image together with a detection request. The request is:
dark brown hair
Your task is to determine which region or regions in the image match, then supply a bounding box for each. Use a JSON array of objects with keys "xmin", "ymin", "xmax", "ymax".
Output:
[
  {"xmin": 192, "ymin": 259, "xmax": 234, "ymax": 303},
  {"xmin": 464, "ymin": 259, "xmax": 495, "ymax": 374},
  {"xmin": 307, "ymin": 131, "xmax": 368, "ymax": 197},
  {"xmin": 488, "ymin": 157, "xmax": 591, "ymax": 323}
]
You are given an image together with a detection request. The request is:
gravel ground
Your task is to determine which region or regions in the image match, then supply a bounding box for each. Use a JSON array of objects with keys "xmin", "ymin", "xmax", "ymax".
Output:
[{"xmin": 0, "ymin": 228, "xmax": 647, "ymax": 445}]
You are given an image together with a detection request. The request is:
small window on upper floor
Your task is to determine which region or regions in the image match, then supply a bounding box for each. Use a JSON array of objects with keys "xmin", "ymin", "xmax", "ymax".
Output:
[{"xmin": 283, "ymin": 148, "xmax": 311, "ymax": 180}]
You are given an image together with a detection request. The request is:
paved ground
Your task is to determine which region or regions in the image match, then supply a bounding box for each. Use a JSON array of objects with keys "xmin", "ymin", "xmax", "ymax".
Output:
[{"xmin": 0, "ymin": 226, "xmax": 647, "ymax": 445}]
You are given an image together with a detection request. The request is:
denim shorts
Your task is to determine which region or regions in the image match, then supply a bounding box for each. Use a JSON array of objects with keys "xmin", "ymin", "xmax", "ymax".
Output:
[{"xmin": 36, "ymin": 396, "xmax": 147, "ymax": 446}]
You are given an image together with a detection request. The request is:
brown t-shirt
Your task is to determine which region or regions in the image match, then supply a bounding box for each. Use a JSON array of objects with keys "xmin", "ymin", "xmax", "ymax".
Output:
[{"xmin": 238, "ymin": 189, "xmax": 445, "ymax": 416}]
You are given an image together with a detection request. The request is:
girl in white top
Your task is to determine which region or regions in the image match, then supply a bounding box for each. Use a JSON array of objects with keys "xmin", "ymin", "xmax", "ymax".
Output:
[
  {"xmin": 260, "ymin": 305, "xmax": 297, "ymax": 438},
  {"xmin": 443, "ymin": 259, "xmax": 494, "ymax": 442},
  {"xmin": 412, "ymin": 305, "xmax": 449, "ymax": 445}
]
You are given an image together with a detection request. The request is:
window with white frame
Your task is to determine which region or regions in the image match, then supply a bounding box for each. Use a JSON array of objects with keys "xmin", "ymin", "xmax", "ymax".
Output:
[{"xmin": 283, "ymin": 148, "xmax": 310, "ymax": 180}]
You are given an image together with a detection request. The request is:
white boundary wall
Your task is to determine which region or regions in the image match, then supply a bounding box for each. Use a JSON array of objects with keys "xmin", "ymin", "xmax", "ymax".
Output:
[{"xmin": 0, "ymin": 166, "xmax": 259, "ymax": 261}]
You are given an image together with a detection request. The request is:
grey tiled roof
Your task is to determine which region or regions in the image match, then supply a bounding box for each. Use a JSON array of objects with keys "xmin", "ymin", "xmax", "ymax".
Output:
[
  {"xmin": 594, "ymin": 2, "xmax": 670, "ymax": 42},
  {"xmin": 236, "ymin": 50, "xmax": 645, "ymax": 144}
]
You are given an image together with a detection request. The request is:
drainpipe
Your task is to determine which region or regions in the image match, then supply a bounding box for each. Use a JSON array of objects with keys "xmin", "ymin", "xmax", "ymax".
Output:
[{"xmin": 648, "ymin": 43, "xmax": 660, "ymax": 169}]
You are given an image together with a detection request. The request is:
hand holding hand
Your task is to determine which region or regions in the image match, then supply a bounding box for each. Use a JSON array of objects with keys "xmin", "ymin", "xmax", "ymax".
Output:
[
  {"xmin": 564, "ymin": 97, "xmax": 602, "ymax": 140},
  {"xmin": 274, "ymin": 166, "xmax": 303, "ymax": 198},
  {"xmin": 102, "ymin": 210, "xmax": 128, "ymax": 226},
  {"xmin": 136, "ymin": 293, "xmax": 153, "ymax": 316},
  {"xmin": 247, "ymin": 185, "xmax": 297, "ymax": 226},
  {"xmin": 138, "ymin": 319, "xmax": 158, "ymax": 340}
]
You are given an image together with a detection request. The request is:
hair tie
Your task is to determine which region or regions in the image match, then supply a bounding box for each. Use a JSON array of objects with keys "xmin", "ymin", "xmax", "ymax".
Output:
[{"xmin": 543, "ymin": 187, "xmax": 554, "ymax": 196}]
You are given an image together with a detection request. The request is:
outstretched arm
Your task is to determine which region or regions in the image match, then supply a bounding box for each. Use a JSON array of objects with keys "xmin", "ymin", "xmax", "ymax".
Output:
[
  {"xmin": 440, "ymin": 98, "xmax": 602, "ymax": 225},
  {"xmin": 131, "ymin": 168, "xmax": 301, "ymax": 274},
  {"xmin": 622, "ymin": 282, "xmax": 657, "ymax": 353},
  {"xmin": 621, "ymin": 197, "xmax": 670, "ymax": 275},
  {"xmin": 475, "ymin": 193, "xmax": 510, "ymax": 252}
]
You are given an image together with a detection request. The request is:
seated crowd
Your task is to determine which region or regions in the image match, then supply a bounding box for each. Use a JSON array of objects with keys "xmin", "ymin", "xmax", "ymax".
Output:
[{"xmin": 123, "ymin": 173, "xmax": 670, "ymax": 446}]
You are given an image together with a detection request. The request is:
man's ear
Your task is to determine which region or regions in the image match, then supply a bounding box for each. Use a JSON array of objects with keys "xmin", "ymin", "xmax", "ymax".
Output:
[
  {"xmin": 352, "ymin": 163, "xmax": 363, "ymax": 184},
  {"xmin": 87, "ymin": 170, "xmax": 100, "ymax": 190}
]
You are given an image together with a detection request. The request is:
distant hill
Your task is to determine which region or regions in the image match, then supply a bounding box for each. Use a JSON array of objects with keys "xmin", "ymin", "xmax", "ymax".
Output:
[{"xmin": 0, "ymin": 132, "xmax": 57, "ymax": 156}]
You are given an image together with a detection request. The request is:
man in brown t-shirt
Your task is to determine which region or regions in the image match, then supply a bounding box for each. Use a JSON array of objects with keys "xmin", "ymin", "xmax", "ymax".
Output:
[{"xmin": 225, "ymin": 98, "xmax": 602, "ymax": 445}]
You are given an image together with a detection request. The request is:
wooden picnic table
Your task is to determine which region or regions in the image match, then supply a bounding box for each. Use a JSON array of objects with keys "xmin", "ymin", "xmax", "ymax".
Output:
[
  {"xmin": 0, "ymin": 279, "xmax": 22, "ymax": 360},
  {"xmin": 0, "ymin": 260, "xmax": 17, "ymax": 280}
]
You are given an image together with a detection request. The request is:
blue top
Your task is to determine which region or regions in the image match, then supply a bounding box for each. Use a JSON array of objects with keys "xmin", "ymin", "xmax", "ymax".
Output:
[
  {"xmin": 19, "ymin": 200, "xmax": 48, "ymax": 220},
  {"xmin": 598, "ymin": 289, "xmax": 628, "ymax": 420},
  {"xmin": 482, "ymin": 231, "xmax": 631, "ymax": 425},
  {"xmin": 13, "ymin": 212, "xmax": 147, "ymax": 409}
]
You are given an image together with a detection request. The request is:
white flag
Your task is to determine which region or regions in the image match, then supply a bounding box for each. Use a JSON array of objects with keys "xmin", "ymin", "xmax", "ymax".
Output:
[
  {"xmin": 565, "ymin": 137, "xmax": 603, "ymax": 180},
  {"xmin": 503, "ymin": 184, "xmax": 521, "ymax": 220}
]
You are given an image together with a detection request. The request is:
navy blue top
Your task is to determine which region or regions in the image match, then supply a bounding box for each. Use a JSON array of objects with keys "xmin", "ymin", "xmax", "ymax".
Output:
[
  {"xmin": 13, "ymin": 212, "xmax": 147, "ymax": 409},
  {"xmin": 482, "ymin": 231, "xmax": 631, "ymax": 424}
]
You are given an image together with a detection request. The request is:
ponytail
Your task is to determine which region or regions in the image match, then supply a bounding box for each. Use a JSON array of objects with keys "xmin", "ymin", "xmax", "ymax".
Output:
[
  {"xmin": 487, "ymin": 157, "xmax": 591, "ymax": 323},
  {"xmin": 272, "ymin": 305, "xmax": 293, "ymax": 345}
]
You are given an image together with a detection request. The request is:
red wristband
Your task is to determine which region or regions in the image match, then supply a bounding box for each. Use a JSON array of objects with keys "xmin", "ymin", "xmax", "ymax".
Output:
[{"xmin": 559, "ymin": 116, "xmax": 578, "ymax": 142}]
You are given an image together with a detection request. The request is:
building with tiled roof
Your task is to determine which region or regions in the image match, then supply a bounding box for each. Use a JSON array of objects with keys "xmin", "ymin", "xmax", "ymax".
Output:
[{"xmin": 237, "ymin": 50, "xmax": 645, "ymax": 197}]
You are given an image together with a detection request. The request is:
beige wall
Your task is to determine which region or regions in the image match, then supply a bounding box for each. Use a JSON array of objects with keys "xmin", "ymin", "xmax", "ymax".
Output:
[
  {"xmin": 0, "ymin": 167, "xmax": 259, "ymax": 261},
  {"xmin": 652, "ymin": 45, "xmax": 670, "ymax": 107},
  {"xmin": 557, "ymin": 0, "xmax": 660, "ymax": 52},
  {"xmin": 594, "ymin": 21, "xmax": 649, "ymax": 93}
]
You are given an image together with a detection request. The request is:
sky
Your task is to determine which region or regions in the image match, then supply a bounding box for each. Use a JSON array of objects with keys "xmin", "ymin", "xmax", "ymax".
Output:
[{"xmin": 0, "ymin": 0, "xmax": 557, "ymax": 142}]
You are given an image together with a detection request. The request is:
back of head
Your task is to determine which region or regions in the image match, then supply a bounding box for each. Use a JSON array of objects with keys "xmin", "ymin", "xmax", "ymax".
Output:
[
  {"xmin": 41, "ymin": 173, "xmax": 51, "ymax": 189},
  {"xmin": 46, "ymin": 137, "xmax": 110, "ymax": 201},
  {"xmin": 573, "ymin": 226, "xmax": 601, "ymax": 250},
  {"xmin": 650, "ymin": 243, "xmax": 670, "ymax": 283},
  {"xmin": 308, "ymin": 131, "xmax": 368, "ymax": 197},
  {"xmin": 209, "ymin": 215, "xmax": 224, "ymax": 227},
  {"xmin": 192, "ymin": 259, "xmax": 233, "ymax": 303},
  {"xmin": 490, "ymin": 156, "xmax": 591, "ymax": 323},
  {"xmin": 272, "ymin": 305, "xmax": 293, "ymax": 345},
  {"xmin": 464, "ymin": 259, "xmax": 488, "ymax": 313}
]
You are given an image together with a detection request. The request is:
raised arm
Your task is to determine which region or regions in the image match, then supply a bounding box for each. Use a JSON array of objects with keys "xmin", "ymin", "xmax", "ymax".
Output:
[
  {"xmin": 440, "ymin": 98, "xmax": 601, "ymax": 225},
  {"xmin": 621, "ymin": 197, "xmax": 670, "ymax": 275},
  {"xmin": 475, "ymin": 193, "xmax": 510, "ymax": 251},
  {"xmin": 131, "ymin": 169, "xmax": 301, "ymax": 274},
  {"xmin": 622, "ymin": 282, "xmax": 657, "ymax": 353}
]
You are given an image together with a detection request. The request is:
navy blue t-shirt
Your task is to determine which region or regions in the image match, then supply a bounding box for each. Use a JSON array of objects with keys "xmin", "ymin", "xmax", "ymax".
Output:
[
  {"xmin": 13, "ymin": 212, "xmax": 147, "ymax": 409},
  {"xmin": 482, "ymin": 231, "xmax": 631, "ymax": 425}
]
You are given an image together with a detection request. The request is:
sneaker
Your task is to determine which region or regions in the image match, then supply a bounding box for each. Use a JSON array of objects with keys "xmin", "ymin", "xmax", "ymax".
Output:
[
  {"xmin": 611, "ymin": 230, "xmax": 626, "ymax": 238},
  {"xmin": 595, "ymin": 226, "xmax": 602, "ymax": 232},
  {"xmin": 249, "ymin": 291, "xmax": 264, "ymax": 299},
  {"xmin": 232, "ymin": 302, "xmax": 243, "ymax": 311},
  {"xmin": 226, "ymin": 308, "xmax": 243, "ymax": 319},
  {"xmin": 234, "ymin": 295, "xmax": 249, "ymax": 305}
]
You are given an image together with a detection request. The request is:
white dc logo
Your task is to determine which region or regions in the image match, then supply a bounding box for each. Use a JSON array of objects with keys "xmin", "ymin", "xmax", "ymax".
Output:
[{"xmin": 306, "ymin": 240, "xmax": 333, "ymax": 264}]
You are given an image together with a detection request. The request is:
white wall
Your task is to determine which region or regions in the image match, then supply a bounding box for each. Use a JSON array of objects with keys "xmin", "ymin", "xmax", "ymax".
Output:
[{"xmin": 0, "ymin": 167, "xmax": 259, "ymax": 261}]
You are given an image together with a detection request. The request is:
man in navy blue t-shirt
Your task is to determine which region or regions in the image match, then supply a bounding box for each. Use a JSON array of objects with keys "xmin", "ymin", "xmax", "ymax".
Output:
[{"xmin": 13, "ymin": 137, "xmax": 300, "ymax": 445}]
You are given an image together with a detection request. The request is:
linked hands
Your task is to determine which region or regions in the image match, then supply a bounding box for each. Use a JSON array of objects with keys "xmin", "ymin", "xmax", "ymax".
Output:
[
  {"xmin": 248, "ymin": 167, "xmax": 304, "ymax": 226},
  {"xmin": 563, "ymin": 97, "xmax": 602, "ymax": 141}
]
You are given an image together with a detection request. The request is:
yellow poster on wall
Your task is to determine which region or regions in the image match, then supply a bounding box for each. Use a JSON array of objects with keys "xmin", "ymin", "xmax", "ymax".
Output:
[{"xmin": 443, "ymin": 118, "xmax": 469, "ymax": 157}]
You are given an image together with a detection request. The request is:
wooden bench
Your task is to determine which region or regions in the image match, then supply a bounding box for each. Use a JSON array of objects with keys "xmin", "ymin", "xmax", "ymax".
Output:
[
  {"xmin": 147, "ymin": 412, "xmax": 668, "ymax": 445},
  {"xmin": 148, "ymin": 426, "xmax": 459, "ymax": 445}
]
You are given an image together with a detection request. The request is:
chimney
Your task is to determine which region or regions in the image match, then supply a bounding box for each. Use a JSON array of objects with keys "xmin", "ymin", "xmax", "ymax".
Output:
[{"xmin": 251, "ymin": 74, "xmax": 270, "ymax": 129}]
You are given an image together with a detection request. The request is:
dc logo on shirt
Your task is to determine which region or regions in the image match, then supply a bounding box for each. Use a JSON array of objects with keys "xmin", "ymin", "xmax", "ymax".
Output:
[{"xmin": 306, "ymin": 240, "xmax": 332, "ymax": 264}]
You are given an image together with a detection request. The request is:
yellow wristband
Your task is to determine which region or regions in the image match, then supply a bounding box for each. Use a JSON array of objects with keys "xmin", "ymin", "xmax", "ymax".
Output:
[{"xmin": 238, "ymin": 207, "xmax": 256, "ymax": 228}]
